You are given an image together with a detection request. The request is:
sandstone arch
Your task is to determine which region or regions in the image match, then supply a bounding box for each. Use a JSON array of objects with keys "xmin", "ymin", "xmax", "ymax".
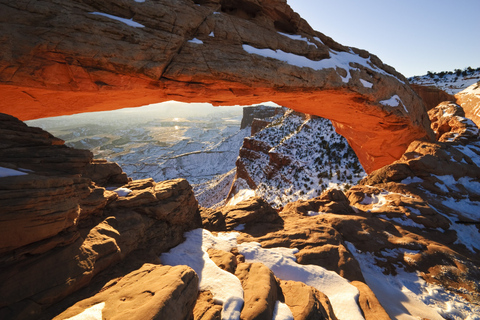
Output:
[{"xmin": 0, "ymin": 0, "xmax": 433, "ymax": 173}]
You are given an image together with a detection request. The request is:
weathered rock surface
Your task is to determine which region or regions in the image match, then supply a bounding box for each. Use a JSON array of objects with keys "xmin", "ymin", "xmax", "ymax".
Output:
[
  {"xmin": 0, "ymin": 0, "xmax": 434, "ymax": 172},
  {"xmin": 0, "ymin": 113, "xmax": 128, "ymax": 185},
  {"xmin": 235, "ymin": 262, "xmax": 280, "ymax": 320},
  {"xmin": 0, "ymin": 114, "xmax": 202, "ymax": 320},
  {"xmin": 427, "ymin": 101, "xmax": 479, "ymax": 143},
  {"xmin": 201, "ymin": 196, "xmax": 281, "ymax": 231},
  {"xmin": 455, "ymin": 81, "xmax": 480, "ymax": 128},
  {"xmin": 240, "ymin": 105, "xmax": 284, "ymax": 130},
  {"xmin": 279, "ymin": 280, "xmax": 336, "ymax": 320},
  {"xmin": 410, "ymin": 83, "xmax": 456, "ymax": 110},
  {"xmin": 193, "ymin": 291, "xmax": 222, "ymax": 320},
  {"xmin": 53, "ymin": 264, "xmax": 199, "ymax": 320}
]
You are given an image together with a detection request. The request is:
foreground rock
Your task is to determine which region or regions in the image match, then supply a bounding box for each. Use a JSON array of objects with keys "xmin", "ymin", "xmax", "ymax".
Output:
[
  {"xmin": 0, "ymin": 114, "xmax": 201, "ymax": 319},
  {"xmin": 455, "ymin": 81, "xmax": 480, "ymax": 128},
  {"xmin": 53, "ymin": 264, "xmax": 198, "ymax": 320},
  {"xmin": 0, "ymin": 0, "xmax": 433, "ymax": 172}
]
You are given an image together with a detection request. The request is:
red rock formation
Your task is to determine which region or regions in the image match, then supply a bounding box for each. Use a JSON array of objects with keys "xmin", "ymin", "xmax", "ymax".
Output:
[
  {"xmin": 52, "ymin": 264, "xmax": 199, "ymax": 320},
  {"xmin": 0, "ymin": 0, "xmax": 434, "ymax": 173},
  {"xmin": 455, "ymin": 81, "xmax": 480, "ymax": 127},
  {"xmin": 0, "ymin": 114, "xmax": 202, "ymax": 319},
  {"xmin": 410, "ymin": 83, "xmax": 456, "ymax": 110}
]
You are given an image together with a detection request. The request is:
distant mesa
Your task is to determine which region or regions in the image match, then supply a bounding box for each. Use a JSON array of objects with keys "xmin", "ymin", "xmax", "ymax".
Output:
[{"xmin": 0, "ymin": 0, "xmax": 434, "ymax": 173}]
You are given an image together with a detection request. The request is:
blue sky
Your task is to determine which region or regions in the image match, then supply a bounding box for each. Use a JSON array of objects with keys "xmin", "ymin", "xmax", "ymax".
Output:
[{"xmin": 288, "ymin": 0, "xmax": 479, "ymax": 77}]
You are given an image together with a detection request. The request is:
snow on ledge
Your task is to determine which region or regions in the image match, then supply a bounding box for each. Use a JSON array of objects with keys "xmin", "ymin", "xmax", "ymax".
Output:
[
  {"xmin": 277, "ymin": 32, "xmax": 318, "ymax": 47},
  {"xmin": 360, "ymin": 79, "xmax": 373, "ymax": 88},
  {"xmin": 0, "ymin": 167, "xmax": 28, "ymax": 178},
  {"xmin": 89, "ymin": 12, "xmax": 145, "ymax": 28},
  {"xmin": 379, "ymin": 95, "xmax": 408, "ymax": 113},
  {"xmin": 161, "ymin": 229, "xmax": 243, "ymax": 319},
  {"xmin": 113, "ymin": 187, "xmax": 132, "ymax": 197},
  {"xmin": 65, "ymin": 302, "xmax": 105, "ymax": 320},
  {"xmin": 188, "ymin": 38, "xmax": 204, "ymax": 44},
  {"xmin": 242, "ymin": 44, "xmax": 404, "ymax": 85}
]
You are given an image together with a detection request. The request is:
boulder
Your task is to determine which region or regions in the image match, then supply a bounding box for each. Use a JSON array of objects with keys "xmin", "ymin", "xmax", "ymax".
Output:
[
  {"xmin": 52, "ymin": 264, "xmax": 198, "ymax": 320},
  {"xmin": 279, "ymin": 280, "xmax": 336, "ymax": 320},
  {"xmin": 207, "ymin": 248, "xmax": 237, "ymax": 274},
  {"xmin": 235, "ymin": 262, "xmax": 281, "ymax": 320},
  {"xmin": 0, "ymin": 0, "xmax": 434, "ymax": 172},
  {"xmin": 193, "ymin": 291, "xmax": 222, "ymax": 320},
  {"xmin": 216, "ymin": 196, "xmax": 281, "ymax": 230},
  {"xmin": 428, "ymin": 101, "xmax": 479, "ymax": 143}
]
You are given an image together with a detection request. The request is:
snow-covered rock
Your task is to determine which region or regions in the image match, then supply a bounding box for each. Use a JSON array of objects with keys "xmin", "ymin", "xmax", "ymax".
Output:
[{"xmin": 230, "ymin": 109, "xmax": 365, "ymax": 208}]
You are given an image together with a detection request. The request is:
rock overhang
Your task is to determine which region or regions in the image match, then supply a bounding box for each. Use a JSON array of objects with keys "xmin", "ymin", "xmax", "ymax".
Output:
[{"xmin": 0, "ymin": 0, "xmax": 434, "ymax": 173}]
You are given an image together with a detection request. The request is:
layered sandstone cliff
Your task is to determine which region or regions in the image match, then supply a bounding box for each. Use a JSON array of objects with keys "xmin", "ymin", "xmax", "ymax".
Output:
[
  {"xmin": 0, "ymin": 113, "xmax": 201, "ymax": 319},
  {"xmin": 0, "ymin": 0, "xmax": 434, "ymax": 172}
]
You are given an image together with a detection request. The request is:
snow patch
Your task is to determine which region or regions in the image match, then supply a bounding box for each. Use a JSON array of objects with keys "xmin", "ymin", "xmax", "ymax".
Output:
[
  {"xmin": 188, "ymin": 38, "xmax": 203, "ymax": 44},
  {"xmin": 89, "ymin": 12, "xmax": 145, "ymax": 28},
  {"xmin": 242, "ymin": 44, "xmax": 404, "ymax": 84},
  {"xmin": 401, "ymin": 176, "xmax": 423, "ymax": 184},
  {"xmin": 360, "ymin": 191, "xmax": 391, "ymax": 210},
  {"xmin": 348, "ymin": 242, "xmax": 480, "ymax": 320},
  {"xmin": 209, "ymin": 31, "xmax": 214, "ymax": 37},
  {"xmin": 277, "ymin": 32, "xmax": 318, "ymax": 47},
  {"xmin": 273, "ymin": 301, "xmax": 294, "ymax": 320},
  {"xmin": 379, "ymin": 95, "xmax": 408, "ymax": 113},
  {"xmin": 0, "ymin": 167, "xmax": 28, "ymax": 178},
  {"xmin": 313, "ymin": 36, "xmax": 324, "ymax": 45},
  {"xmin": 65, "ymin": 302, "xmax": 105, "ymax": 320},
  {"xmin": 238, "ymin": 241, "xmax": 364, "ymax": 320},
  {"xmin": 233, "ymin": 224, "xmax": 245, "ymax": 231},
  {"xmin": 307, "ymin": 211, "xmax": 326, "ymax": 216},
  {"xmin": 113, "ymin": 187, "xmax": 132, "ymax": 197},
  {"xmin": 360, "ymin": 79, "xmax": 373, "ymax": 88},
  {"xmin": 161, "ymin": 229, "xmax": 243, "ymax": 320}
]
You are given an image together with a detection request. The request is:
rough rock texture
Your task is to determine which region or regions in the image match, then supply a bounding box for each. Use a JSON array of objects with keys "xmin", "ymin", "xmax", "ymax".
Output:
[
  {"xmin": 455, "ymin": 81, "xmax": 480, "ymax": 127},
  {"xmin": 201, "ymin": 196, "xmax": 282, "ymax": 231},
  {"xmin": 0, "ymin": 0, "xmax": 434, "ymax": 172},
  {"xmin": 240, "ymin": 105, "xmax": 284, "ymax": 130},
  {"xmin": 193, "ymin": 291, "xmax": 222, "ymax": 320},
  {"xmin": 235, "ymin": 262, "xmax": 280, "ymax": 320},
  {"xmin": 279, "ymin": 280, "xmax": 336, "ymax": 320},
  {"xmin": 427, "ymin": 101, "xmax": 479, "ymax": 143},
  {"xmin": 52, "ymin": 264, "xmax": 199, "ymax": 320},
  {"xmin": 410, "ymin": 83, "xmax": 456, "ymax": 110},
  {"xmin": 0, "ymin": 115, "xmax": 202, "ymax": 320}
]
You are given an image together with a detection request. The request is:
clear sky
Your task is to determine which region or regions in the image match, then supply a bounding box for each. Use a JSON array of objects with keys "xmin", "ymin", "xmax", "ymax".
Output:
[{"xmin": 288, "ymin": 0, "xmax": 479, "ymax": 77}]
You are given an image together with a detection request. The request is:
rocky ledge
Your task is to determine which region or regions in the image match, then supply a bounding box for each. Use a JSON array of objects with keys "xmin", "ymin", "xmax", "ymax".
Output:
[{"xmin": 0, "ymin": 99, "xmax": 479, "ymax": 319}]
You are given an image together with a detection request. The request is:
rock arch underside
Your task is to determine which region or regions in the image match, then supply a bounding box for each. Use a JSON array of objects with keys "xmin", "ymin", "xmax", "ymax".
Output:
[{"xmin": 0, "ymin": 0, "xmax": 434, "ymax": 173}]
